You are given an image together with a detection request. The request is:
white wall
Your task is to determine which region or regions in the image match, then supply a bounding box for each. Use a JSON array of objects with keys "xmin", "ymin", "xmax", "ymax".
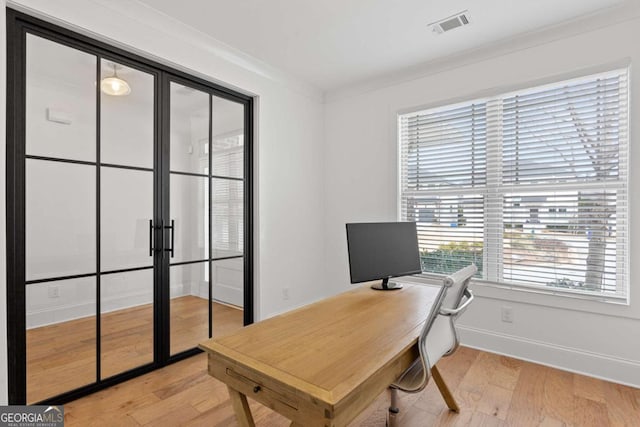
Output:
[
  {"xmin": 0, "ymin": 0, "xmax": 326, "ymax": 403},
  {"xmin": 324, "ymin": 13, "xmax": 640, "ymax": 386}
]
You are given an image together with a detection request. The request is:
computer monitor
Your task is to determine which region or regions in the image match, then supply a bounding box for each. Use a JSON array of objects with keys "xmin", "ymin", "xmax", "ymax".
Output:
[{"xmin": 346, "ymin": 222, "xmax": 422, "ymax": 290}]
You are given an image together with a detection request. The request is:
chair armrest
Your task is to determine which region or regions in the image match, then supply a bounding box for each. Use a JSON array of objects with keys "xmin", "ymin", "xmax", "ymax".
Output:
[{"xmin": 439, "ymin": 289, "xmax": 474, "ymax": 316}]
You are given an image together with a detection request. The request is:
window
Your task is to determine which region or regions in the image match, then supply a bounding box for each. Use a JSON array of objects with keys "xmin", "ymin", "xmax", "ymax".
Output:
[{"xmin": 399, "ymin": 69, "xmax": 628, "ymax": 300}]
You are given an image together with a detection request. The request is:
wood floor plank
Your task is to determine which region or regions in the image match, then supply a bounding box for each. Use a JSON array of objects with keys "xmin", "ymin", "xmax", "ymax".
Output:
[
  {"xmin": 504, "ymin": 362, "xmax": 547, "ymax": 426},
  {"xmin": 140, "ymin": 404, "xmax": 201, "ymax": 427},
  {"xmin": 542, "ymin": 367, "xmax": 574, "ymax": 425},
  {"xmin": 486, "ymin": 353, "xmax": 523, "ymax": 391},
  {"xmin": 574, "ymin": 371, "xmax": 606, "ymax": 403},
  {"xmin": 475, "ymin": 383, "xmax": 512, "ymax": 420},
  {"xmin": 454, "ymin": 351, "xmax": 494, "ymax": 412},
  {"xmin": 414, "ymin": 380, "xmax": 457, "ymax": 416},
  {"xmin": 536, "ymin": 415, "xmax": 568, "ymax": 427},
  {"xmin": 604, "ymin": 381, "xmax": 640, "ymax": 427},
  {"xmin": 466, "ymin": 411, "xmax": 506, "ymax": 427},
  {"xmin": 574, "ymin": 395, "xmax": 609, "ymax": 427},
  {"xmin": 398, "ymin": 405, "xmax": 438, "ymax": 426}
]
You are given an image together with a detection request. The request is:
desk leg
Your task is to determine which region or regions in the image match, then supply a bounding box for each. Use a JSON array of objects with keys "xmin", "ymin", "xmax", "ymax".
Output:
[
  {"xmin": 227, "ymin": 386, "xmax": 255, "ymax": 427},
  {"xmin": 431, "ymin": 365, "xmax": 460, "ymax": 413}
]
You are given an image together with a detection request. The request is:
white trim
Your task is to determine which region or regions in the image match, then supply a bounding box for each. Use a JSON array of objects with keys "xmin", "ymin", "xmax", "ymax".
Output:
[
  {"xmin": 395, "ymin": 59, "xmax": 630, "ymax": 119},
  {"xmin": 7, "ymin": 0, "xmax": 324, "ymax": 103},
  {"xmin": 213, "ymin": 283, "xmax": 243, "ymax": 307},
  {"xmin": 458, "ymin": 324, "xmax": 640, "ymax": 388},
  {"xmin": 26, "ymin": 289, "xmax": 153, "ymax": 329},
  {"xmin": 401, "ymin": 273, "xmax": 640, "ymax": 319},
  {"xmin": 326, "ymin": 2, "xmax": 640, "ymax": 103}
]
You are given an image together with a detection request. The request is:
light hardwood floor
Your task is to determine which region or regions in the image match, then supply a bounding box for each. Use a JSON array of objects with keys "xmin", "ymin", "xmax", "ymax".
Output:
[
  {"xmin": 62, "ymin": 346, "xmax": 640, "ymax": 426},
  {"xmin": 27, "ymin": 296, "xmax": 243, "ymax": 403}
]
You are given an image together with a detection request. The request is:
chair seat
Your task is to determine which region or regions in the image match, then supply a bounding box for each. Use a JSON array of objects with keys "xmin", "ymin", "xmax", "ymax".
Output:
[
  {"xmin": 392, "ymin": 358, "xmax": 424, "ymax": 392},
  {"xmin": 392, "ymin": 316, "xmax": 455, "ymax": 392}
]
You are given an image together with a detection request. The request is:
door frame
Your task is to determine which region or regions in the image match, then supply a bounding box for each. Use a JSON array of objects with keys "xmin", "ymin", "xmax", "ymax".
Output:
[{"xmin": 6, "ymin": 8, "xmax": 254, "ymax": 404}]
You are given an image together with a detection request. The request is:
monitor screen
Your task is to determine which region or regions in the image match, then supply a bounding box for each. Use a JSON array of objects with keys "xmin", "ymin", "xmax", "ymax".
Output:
[{"xmin": 346, "ymin": 222, "xmax": 422, "ymax": 289}]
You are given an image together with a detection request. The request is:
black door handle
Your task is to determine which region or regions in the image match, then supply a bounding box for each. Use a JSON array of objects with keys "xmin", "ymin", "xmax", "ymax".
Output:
[
  {"xmin": 149, "ymin": 219, "xmax": 153, "ymax": 256},
  {"xmin": 150, "ymin": 220, "xmax": 162, "ymax": 256},
  {"xmin": 164, "ymin": 219, "xmax": 175, "ymax": 258}
]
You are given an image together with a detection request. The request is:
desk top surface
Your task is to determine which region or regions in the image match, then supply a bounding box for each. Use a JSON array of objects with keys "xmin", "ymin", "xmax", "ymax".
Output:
[{"xmin": 200, "ymin": 283, "xmax": 442, "ymax": 405}]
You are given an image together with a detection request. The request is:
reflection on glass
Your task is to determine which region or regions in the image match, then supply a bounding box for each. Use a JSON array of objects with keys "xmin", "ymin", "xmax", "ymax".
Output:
[
  {"xmin": 170, "ymin": 262, "xmax": 209, "ymax": 355},
  {"xmin": 211, "ymin": 258, "xmax": 244, "ymax": 338},
  {"xmin": 26, "ymin": 277, "xmax": 96, "ymax": 403},
  {"xmin": 212, "ymin": 97, "xmax": 244, "ymax": 179},
  {"xmin": 26, "ymin": 34, "xmax": 96, "ymax": 162},
  {"xmin": 170, "ymin": 83, "xmax": 209, "ymax": 175},
  {"xmin": 101, "ymin": 60, "xmax": 154, "ymax": 168},
  {"xmin": 212, "ymin": 178, "xmax": 243, "ymax": 258},
  {"xmin": 170, "ymin": 175, "xmax": 208, "ymax": 263},
  {"xmin": 26, "ymin": 160, "xmax": 96, "ymax": 281},
  {"xmin": 101, "ymin": 270, "xmax": 153, "ymax": 378},
  {"xmin": 101, "ymin": 168, "xmax": 153, "ymax": 271}
]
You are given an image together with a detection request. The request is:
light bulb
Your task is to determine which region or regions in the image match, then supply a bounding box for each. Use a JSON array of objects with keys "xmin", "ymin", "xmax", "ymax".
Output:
[{"xmin": 100, "ymin": 76, "xmax": 131, "ymax": 96}]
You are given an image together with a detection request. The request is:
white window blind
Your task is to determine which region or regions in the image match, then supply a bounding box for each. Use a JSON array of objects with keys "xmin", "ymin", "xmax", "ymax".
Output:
[{"xmin": 399, "ymin": 69, "xmax": 628, "ymax": 300}]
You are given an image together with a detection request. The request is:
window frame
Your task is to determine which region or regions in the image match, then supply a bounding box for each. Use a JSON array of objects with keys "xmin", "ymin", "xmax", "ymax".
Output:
[{"xmin": 397, "ymin": 67, "xmax": 630, "ymax": 305}]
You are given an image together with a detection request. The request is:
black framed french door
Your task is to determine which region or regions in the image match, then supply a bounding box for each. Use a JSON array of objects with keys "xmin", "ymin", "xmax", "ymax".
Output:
[{"xmin": 6, "ymin": 9, "xmax": 254, "ymax": 405}]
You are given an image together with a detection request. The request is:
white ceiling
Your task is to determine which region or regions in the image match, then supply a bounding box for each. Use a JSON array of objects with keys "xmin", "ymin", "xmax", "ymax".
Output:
[{"xmin": 139, "ymin": 0, "xmax": 625, "ymax": 91}]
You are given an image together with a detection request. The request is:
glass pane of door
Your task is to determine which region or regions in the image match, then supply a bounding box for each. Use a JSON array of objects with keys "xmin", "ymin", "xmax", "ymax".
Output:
[
  {"xmin": 100, "ymin": 270, "xmax": 153, "ymax": 378},
  {"xmin": 169, "ymin": 82, "xmax": 210, "ymax": 355},
  {"xmin": 99, "ymin": 59, "xmax": 155, "ymax": 377},
  {"xmin": 170, "ymin": 175, "xmax": 208, "ymax": 264},
  {"xmin": 26, "ymin": 277, "xmax": 96, "ymax": 403},
  {"xmin": 101, "ymin": 168, "xmax": 153, "ymax": 271},
  {"xmin": 212, "ymin": 97, "xmax": 244, "ymax": 179},
  {"xmin": 170, "ymin": 83, "xmax": 209, "ymax": 175},
  {"xmin": 169, "ymin": 263, "xmax": 209, "ymax": 355},
  {"xmin": 211, "ymin": 259, "xmax": 244, "ymax": 337},
  {"xmin": 211, "ymin": 178, "xmax": 243, "ymax": 258},
  {"xmin": 25, "ymin": 160, "xmax": 96, "ymax": 281},
  {"xmin": 26, "ymin": 34, "xmax": 96, "ymax": 162},
  {"xmin": 101, "ymin": 60, "xmax": 155, "ymax": 169}
]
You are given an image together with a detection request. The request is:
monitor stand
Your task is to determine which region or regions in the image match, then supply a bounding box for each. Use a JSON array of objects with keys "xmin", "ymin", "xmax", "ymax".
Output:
[{"xmin": 371, "ymin": 278, "xmax": 403, "ymax": 291}]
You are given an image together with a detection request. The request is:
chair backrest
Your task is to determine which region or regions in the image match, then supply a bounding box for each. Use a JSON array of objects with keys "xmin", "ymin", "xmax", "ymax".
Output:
[
  {"xmin": 440, "ymin": 264, "xmax": 477, "ymax": 313},
  {"xmin": 393, "ymin": 264, "xmax": 477, "ymax": 393},
  {"xmin": 425, "ymin": 264, "xmax": 477, "ymax": 363}
]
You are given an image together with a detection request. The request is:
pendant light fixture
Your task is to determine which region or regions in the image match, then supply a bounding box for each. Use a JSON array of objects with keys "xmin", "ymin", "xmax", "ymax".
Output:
[{"xmin": 100, "ymin": 63, "xmax": 131, "ymax": 96}]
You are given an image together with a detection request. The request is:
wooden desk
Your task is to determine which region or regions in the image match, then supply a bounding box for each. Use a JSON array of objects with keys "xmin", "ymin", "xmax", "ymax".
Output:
[{"xmin": 200, "ymin": 283, "xmax": 444, "ymax": 427}]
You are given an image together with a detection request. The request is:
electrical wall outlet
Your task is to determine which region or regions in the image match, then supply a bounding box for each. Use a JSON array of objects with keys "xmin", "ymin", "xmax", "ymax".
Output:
[
  {"xmin": 282, "ymin": 287, "xmax": 290, "ymax": 301},
  {"xmin": 501, "ymin": 306, "xmax": 513, "ymax": 323},
  {"xmin": 48, "ymin": 286, "xmax": 60, "ymax": 299}
]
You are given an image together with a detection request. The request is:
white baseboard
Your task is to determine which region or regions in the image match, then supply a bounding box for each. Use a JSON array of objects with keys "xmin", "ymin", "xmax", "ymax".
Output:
[
  {"xmin": 192, "ymin": 280, "xmax": 242, "ymax": 307},
  {"xmin": 213, "ymin": 283, "xmax": 242, "ymax": 307},
  {"xmin": 26, "ymin": 301, "xmax": 95, "ymax": 329},
  {"xmin": 458, "ymin": 325, "xmax": 640, "ymax": 388},
  {"xmin": 27, "ymin": 283, "xmax": 190, "ymax": 329}
]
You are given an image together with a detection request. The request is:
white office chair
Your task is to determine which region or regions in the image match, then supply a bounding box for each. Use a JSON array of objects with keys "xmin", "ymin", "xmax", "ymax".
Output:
[{"xmin": 387, "ymin": 264, "xmax": 477, "ymax": 427}]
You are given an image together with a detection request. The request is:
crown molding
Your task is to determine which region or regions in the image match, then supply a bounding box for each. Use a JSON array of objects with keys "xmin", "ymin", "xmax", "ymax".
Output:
[
  {"xmin": 325, "ymin": 0, "xmax": 640, "ymax": 104},
  {"xmin": 7, "ymin": 0, "xmax": 324, "ymax": 103}
]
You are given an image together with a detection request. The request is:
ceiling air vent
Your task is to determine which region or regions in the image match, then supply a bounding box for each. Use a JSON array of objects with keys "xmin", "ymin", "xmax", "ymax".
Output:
[{"xmin": 429, "ymin": 10, "xmax": 471, "ymax": 34}]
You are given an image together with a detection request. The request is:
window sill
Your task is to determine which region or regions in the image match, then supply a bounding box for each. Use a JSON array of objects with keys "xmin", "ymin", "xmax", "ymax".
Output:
[{"xmin": 412, "ymin": 273, "xmax": 638, "ymax": 320}]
